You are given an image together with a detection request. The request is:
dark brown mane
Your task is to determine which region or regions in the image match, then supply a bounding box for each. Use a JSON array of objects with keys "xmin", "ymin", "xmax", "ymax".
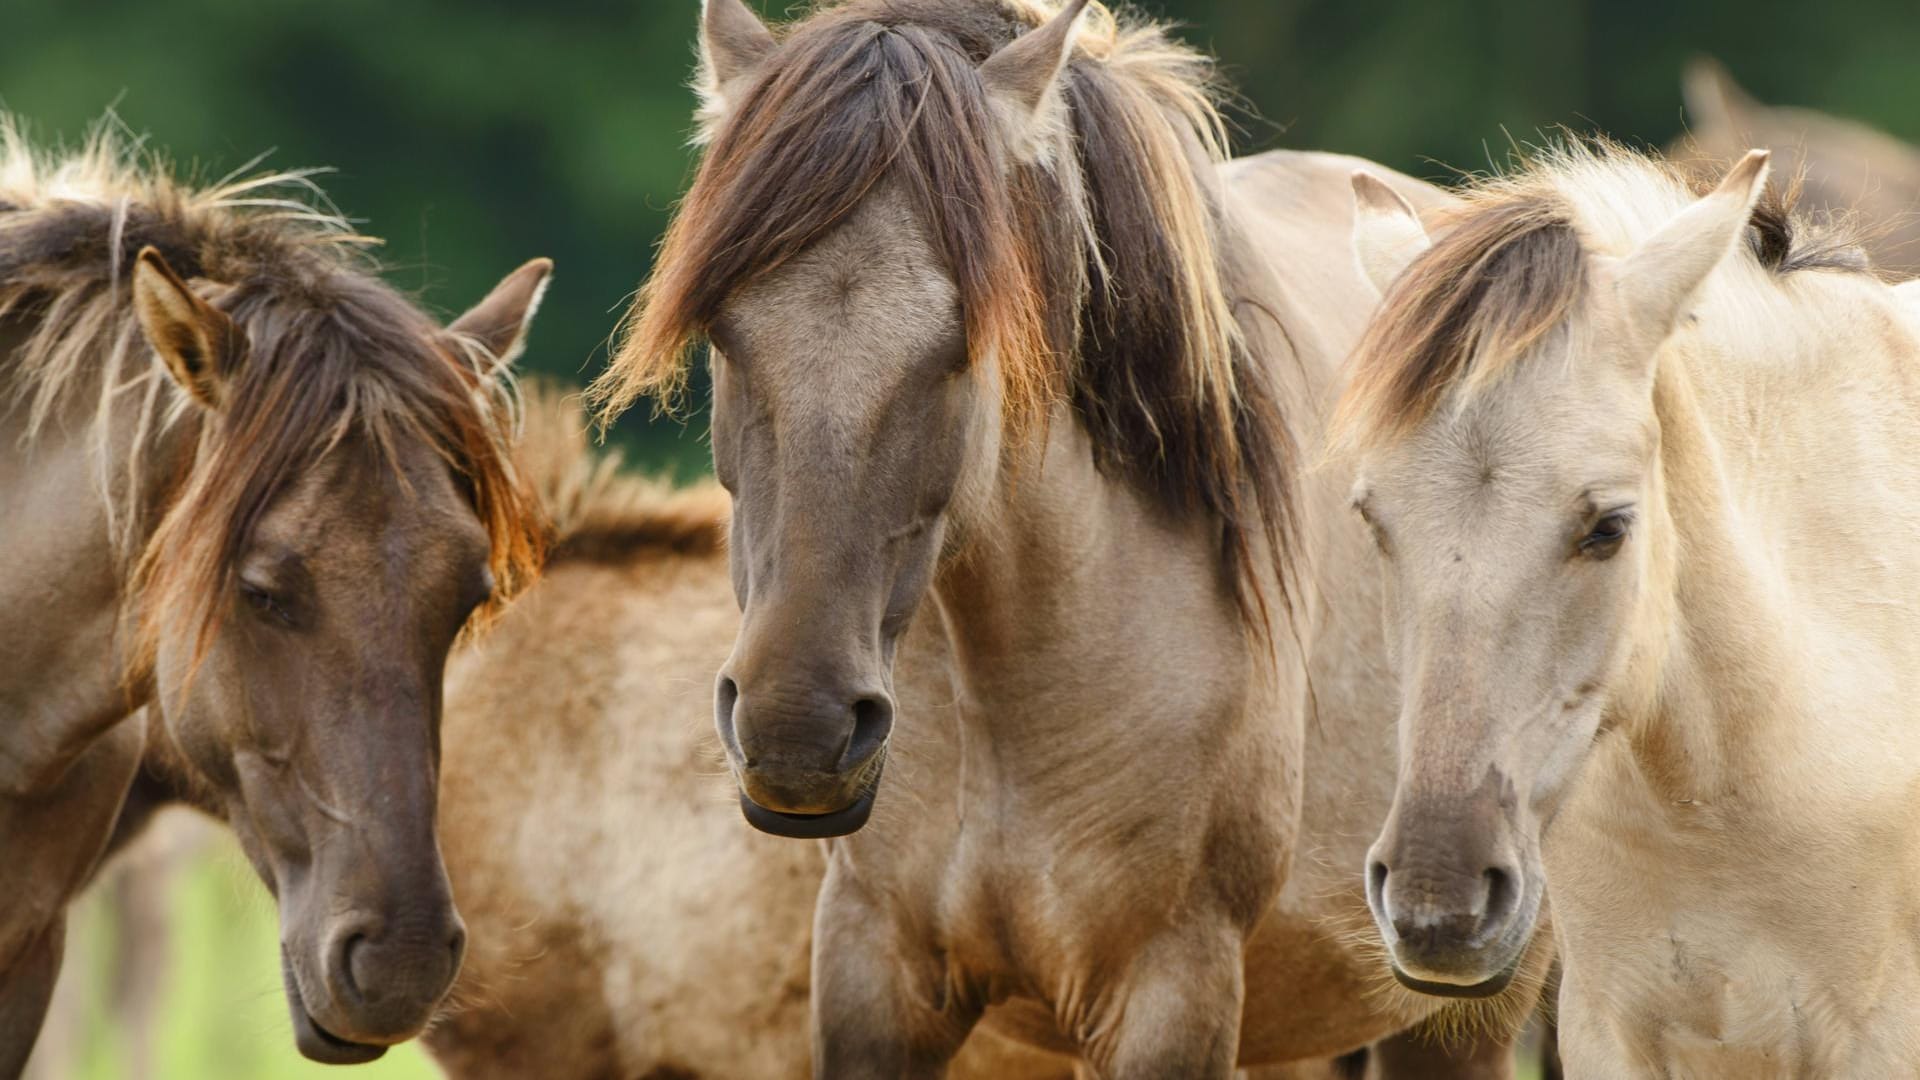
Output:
[
  {"xmin": 0, "ymin": 118, "xmax": 544, "ymax": 671},
  {"xmin": 1736, "ymin": 171, "xmax": 1872, "ymax": 274},
  {"xmin": 596, "ymin": 0, "xmax": 1299, "ymax": 620},
  {"xmin": 516, "ymin": 381, "xmax": 725, "ymax": 566},
  {"xmin": 1337, "ymin": 141, "xmax": 1872, "ymax": 446}
]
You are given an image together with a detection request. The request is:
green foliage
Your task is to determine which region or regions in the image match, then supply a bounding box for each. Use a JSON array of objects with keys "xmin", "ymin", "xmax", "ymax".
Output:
[{"xmin": 7, "ymin": 0, "xmax": 1915, "ymax": 465}]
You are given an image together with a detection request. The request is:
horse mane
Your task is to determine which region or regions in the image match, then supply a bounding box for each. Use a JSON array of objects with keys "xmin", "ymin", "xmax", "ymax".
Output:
[
  {"xmin": 1335, "ymin": 138, "xmax": 1872, "ymax": 447},
  {"xmin": 516, "ymin": 381, "xmax": 726, "ymax": 566},
  {"xmin": 0, "ymin": 114, "xmax": 544, "ymax": 670},
  {"xmin": 595, "ymin": 0, "xmax": 1299, "ymax": 620}
]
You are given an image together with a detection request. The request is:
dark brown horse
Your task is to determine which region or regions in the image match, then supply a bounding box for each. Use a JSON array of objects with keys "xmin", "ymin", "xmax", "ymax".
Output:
[{"xmin": 0, "ymin": 117, "xmax": 548, "ymax": 1070}]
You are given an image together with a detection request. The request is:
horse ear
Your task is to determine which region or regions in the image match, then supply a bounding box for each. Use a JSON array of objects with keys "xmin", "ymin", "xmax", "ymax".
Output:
[
  {"xmin": 694, "ymin": 0, "xmax": 777, "ymax": 139},
  {"xmin": 979, "ymin": 0, "xmax": 1091, "ymax": 163},
  {"xmin": 1351, "ymin": 171, "xmax": 1431, "ymax": 297},
  {"xmin": 1616, "ymin": 149, "xmax": 1768, "ymax": 341},
  {"xmin": 133, "ymin": 247, "xmax": 241, "ymax": 411},
  {"xmin": 450, "ymin": 258, "xmax": 554, "ymax": 374},
  {"xmin": 1681, "ymin": 56, "xmax": 1759, "ymax": 139}
]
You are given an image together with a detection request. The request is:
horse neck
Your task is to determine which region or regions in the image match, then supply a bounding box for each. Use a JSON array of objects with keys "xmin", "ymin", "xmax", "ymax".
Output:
[
  {"xmin": 927, "ymin": 410, "xmax": 1285, "ymax": 807},
  {"xmin": 1612, "ymin": 286, "xmax": 1920, "ymax": 814},
  {"xmin": 0, "ymin": 310, "xmax": 189, "ymax": 787},
  {"xmin": 1551, "ymin": 303, "xmax": 1920, "ymax": 1049}
]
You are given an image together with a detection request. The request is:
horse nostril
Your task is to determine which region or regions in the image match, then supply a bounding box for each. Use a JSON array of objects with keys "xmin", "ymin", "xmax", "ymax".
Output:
[
  {"xmin": 446, "ymin": 922, "xmax": 468, "ymax": 968},
  {"xmin": 340, "ymin": 933, "xmax": 371, "ymax": 1002},
  {"xmin": 715, "ymin": 675, "xmax": 744, "ymax": 763},
  {"xmin": 842, "ymin": 695, "xmax": 894, "ymax": 769},
  {"xmin": 1481, "ymin": 865, "xmax": 1519, "ymax": 933}
]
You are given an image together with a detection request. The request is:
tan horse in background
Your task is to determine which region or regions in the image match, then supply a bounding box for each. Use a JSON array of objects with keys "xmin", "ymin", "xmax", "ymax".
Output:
[
  {"xmin": 0, "ymin": 117, "xmax": 549, "ymax": 1071},
  {"xmin": 1346, "ymin": 142, "xmax": 1920, "ymax": 1075},
  {"xmin": 1674, "ymin": 57, "xmax": 1920, "ymax": 276},
  {"xmin": 595, "ymin": 0, "xmax": 1548, "ymax": 1075}
]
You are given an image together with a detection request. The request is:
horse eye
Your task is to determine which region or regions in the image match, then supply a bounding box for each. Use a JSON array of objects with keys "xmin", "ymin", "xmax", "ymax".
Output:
[
  {"xmin": 240, "ymin": 581, "xmax": 296, "ymax": 625},
  {"xmin": 1579, "ymin": 512, "xmax": 1631, "ymax": 560},
  {"xmin": 1353, "ymin": 504, "xmax": 1391, "ymax": 556}
]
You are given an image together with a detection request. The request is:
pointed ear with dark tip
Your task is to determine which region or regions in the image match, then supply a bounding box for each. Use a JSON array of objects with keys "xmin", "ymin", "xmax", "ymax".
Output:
[
  {"xmin": 1681, "ymin": 56, "xmax": 1759, "ymax": 137},
  {"xmin": 133, "ymin": 246, "xmax": 241, "ymax": 411},
  {"xmin": 1617, "ymin": 149, "xmax": 1769, "ymax": 345},
  {"xmin": 449, "ymin": 257, "xmax": 554, "ymax": 372},
  {"xmin": 979, "ymin": 0, "xmax": 1091, "ymax": 162},
  {"xmin": 1351, "ymin": 171, "xmax": 1432, "ymax": 297},
  {"xmin": 694, "ymin": 0, "xmax": 778, "ymax": 138}
]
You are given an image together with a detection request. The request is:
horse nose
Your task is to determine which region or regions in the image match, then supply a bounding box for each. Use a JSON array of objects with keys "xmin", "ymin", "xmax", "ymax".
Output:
[
  {"xmin": 1366, "ymin": 792, "xmax": 1529, "ymax": 987},
  {"xmin": 717, "ymin": 673, "xmax": 894, "ymax": 773},
  {"xmin": 328, "ymin": 911, "xmax": 466, "ymax": 1029},
  {"xmin": 716, "ymin": 671, "xmax": 894, "ymax": 815},
  {"xmin": 1371, "ymin": 858, "xmax": 1520, "ymax": 956}
]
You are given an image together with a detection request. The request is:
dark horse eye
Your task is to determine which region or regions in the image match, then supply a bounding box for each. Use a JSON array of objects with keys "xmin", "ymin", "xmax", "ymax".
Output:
[
  {"xmin": 1579, "ymin": 512, "xmax": 1631, "ymax": 560},
  {"xmin": 240, "ymin": 581, "xmax": 295, "ymax": 624}
]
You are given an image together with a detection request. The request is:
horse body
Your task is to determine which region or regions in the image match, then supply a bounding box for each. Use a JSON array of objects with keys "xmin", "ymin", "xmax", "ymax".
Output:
[
  {"xmin": 598, "ymin": 1, "xmax": 1546, "ymax": 1073},
  {"xmin": 1345, "ymin": 144, "xmax": 1920, "ymax": 1075},
  {"xmin": 424, "ymin": 391, "xmax": 1082, "ymax": 1079},
  {"xmin": 1548, "ymin": 265, "xmax": 1920, "ymax": 1075},
  {"xmin": 0, "ymin": 120, "xmax": 547, "ymax": 1069}
]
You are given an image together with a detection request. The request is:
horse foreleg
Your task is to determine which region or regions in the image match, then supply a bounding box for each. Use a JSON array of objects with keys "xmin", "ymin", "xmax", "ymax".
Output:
[
  {"xmin": 1085, "ymin": 925, "xmax": 1245, "ymax": 1080},
  {"xmin": 0, "ymin": 720, "xmax": 144, "ymax": 1078},
  {"xmin": 812, "ymin": 863, "xmax": 975, "ymax": 1080}
]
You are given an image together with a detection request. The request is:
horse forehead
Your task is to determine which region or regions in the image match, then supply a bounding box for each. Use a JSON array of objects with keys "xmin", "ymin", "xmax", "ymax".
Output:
[
  {"xmin": 732, "ymin": 192, "xmax": 961, "ymax": 392},
  {"xmin": 254, "ymin": 439, "xmax": 486, "ymax": 573}
]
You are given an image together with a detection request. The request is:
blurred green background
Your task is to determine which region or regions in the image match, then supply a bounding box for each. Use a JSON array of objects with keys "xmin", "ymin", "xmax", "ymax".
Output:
[
  {"xmin": 7, "ymin": 0, "xmax": 1919, "ymax": 467},
  {"xmin": 7, "ymin": 0, "xmax": 1914, "ymax": 1076}
]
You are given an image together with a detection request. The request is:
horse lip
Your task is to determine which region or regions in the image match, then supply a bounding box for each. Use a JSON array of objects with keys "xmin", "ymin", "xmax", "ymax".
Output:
[
  {"xmin": 281, "ymin": 952, "xmax": 389, "ymax": 1064},
  {"xmin": 1387, "ymin": 957, "xmax": 1520, "ymax": 1000},
  {"xmin": 738, "ymin": 778, "xmax": 881, "ymax": 839}
]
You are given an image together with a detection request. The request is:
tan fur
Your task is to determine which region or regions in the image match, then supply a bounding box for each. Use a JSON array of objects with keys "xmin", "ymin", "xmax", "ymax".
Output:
[{"xmin": 1344, "ymin": 143, "xmax": 1920, "ymax": 1075}]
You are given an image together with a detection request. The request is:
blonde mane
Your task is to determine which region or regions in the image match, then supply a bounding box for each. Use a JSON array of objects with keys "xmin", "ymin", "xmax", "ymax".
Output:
[
  {"xmin": 516, "ymin": 382, "xmax": 726, "ymax": 565},
  {"xmin": 0, "ymin": 114, "xmax": 543, "ymax": 671},
  {"xmin": 594, "ymin": 0, "xmax": 1298, "ymax": 619},
  {"xmin": 1335, "ymin": 138, "xmax": 1870, "ymax": 447}
]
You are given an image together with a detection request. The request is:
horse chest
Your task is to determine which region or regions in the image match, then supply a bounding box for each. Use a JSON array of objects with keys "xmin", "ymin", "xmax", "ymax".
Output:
[{"xmin": 1561, "ymin": 927, "xmax": 1920, "ymax": 1078}]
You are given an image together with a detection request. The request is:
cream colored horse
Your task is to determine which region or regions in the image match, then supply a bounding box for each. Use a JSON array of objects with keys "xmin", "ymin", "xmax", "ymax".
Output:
[{"xmin": 1347, "ymin": 143, "xmax": 1920, "ymax": 1075}]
